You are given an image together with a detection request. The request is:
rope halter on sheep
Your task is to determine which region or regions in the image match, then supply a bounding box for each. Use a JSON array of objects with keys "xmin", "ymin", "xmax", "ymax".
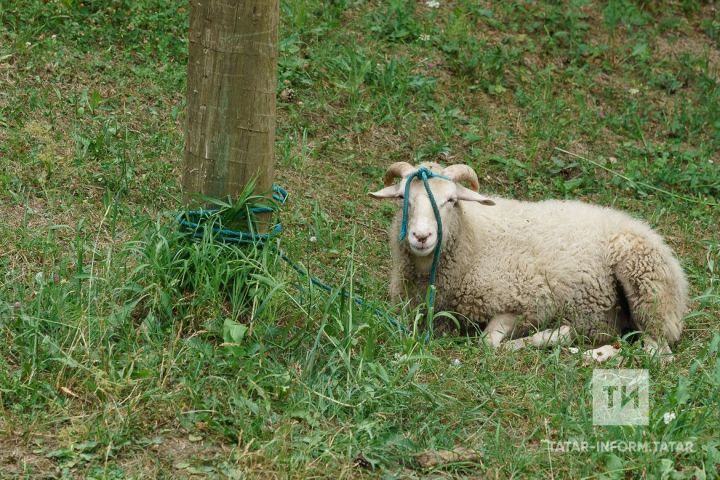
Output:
[{"xmin": 398, "ymin": 167, "xmax": 451, "ymax": 315}]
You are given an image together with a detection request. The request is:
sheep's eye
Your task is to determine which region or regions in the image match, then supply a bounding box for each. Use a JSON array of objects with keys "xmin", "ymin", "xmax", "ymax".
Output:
[{"xmin": 445, "ymin": 198, "xmax": 457, "ymax": 206}]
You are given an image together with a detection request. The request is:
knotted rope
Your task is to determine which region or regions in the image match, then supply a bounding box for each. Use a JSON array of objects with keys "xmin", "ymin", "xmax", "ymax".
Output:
[{"xmin": 398, "ymin": 167, "xmax": 450, "ymax": 317}]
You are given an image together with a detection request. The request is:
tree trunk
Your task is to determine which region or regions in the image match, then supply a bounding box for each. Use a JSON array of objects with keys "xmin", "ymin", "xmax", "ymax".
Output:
[{"xmin": 182, "ymin": 0, "xmax": 278, "ymax": 226}]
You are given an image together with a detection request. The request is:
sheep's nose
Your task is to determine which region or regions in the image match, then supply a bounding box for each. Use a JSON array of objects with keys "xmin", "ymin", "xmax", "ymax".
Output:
[{"xmin": 412, "ymin": 231, "xmax": 433, "ymax": 244}]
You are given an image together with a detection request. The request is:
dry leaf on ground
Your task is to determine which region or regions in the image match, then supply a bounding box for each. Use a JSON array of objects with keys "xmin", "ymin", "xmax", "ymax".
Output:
[{"xmin": 416, "ymin": 447, "xmax": 482, "ymax": 468}]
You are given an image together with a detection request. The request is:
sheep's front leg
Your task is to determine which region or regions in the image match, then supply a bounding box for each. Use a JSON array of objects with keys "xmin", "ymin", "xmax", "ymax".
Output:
[
  {"xmin": 503, "ymin": 326, "xmax": 573, "ymax": 351},
  {"xmin": 483, "ymin": 314, "xmax": 517, "ymax": 348}
]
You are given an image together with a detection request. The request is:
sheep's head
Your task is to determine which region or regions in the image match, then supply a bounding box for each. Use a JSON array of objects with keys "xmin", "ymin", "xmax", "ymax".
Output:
[{"xmin": 369, "ymin": 162, "xmax": 494, "ymax": 256}]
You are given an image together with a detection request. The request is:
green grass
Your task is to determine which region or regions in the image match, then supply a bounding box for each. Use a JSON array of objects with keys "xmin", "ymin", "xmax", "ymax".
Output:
[{"xmin": 1, "ymin": 0, "xmax": 719, "ymax": 478}]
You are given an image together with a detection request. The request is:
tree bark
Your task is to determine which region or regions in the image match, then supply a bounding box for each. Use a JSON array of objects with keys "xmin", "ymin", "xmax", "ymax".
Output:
[{"xmin": 182, "ymin": 0, "xmax": 278, "ymax": 223}]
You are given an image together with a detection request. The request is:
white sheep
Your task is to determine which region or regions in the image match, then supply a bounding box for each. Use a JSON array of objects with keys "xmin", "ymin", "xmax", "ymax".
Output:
[{"xmin": 369, "ymin": 162, "xmax": 688, "ymax": 362}]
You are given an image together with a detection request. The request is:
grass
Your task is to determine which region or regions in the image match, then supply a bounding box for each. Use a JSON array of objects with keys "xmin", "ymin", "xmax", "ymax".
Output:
[{"xmin": 1, "ymin": 0, "xmax": 719, "ymax": 478}]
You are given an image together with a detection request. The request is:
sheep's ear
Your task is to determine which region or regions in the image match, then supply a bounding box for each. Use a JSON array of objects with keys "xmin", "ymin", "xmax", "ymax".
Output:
[
  {"xmin": 456, "ymin": 185, "xmax": 495, "ymax": 205},
  {"xmin": 368, "ymin": 185, "xmax": 402, "ymax": 199}
]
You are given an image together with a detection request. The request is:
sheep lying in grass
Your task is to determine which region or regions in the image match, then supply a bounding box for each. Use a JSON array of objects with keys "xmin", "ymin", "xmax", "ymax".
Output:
[{"xmin": 369, "ymin": 162, "xmax": 688, "ymax": 362}]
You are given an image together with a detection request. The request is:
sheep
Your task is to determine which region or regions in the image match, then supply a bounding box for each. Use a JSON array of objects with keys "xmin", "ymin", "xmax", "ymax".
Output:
[{"xmin": 369, "ymin": 161, "xmax": 688, "ymax": 362}]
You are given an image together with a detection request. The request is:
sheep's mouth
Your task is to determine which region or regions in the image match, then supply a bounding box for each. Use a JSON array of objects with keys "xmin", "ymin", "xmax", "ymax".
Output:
[{"xmin": 409, "ymin": 243, "xmax": 436, "ymax": 256}]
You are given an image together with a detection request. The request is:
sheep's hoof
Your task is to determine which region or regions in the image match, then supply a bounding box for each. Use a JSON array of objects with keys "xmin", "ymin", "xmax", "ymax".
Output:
[
  {"xmin": 643, "ymin": 338, "xmax": 674, "ymax": 364},
  {"xmin": 583, "ymin": 345, "xmax": 621, "ymax": 364},
  {"xmin": 659, "ymin": 353, "xmax": 674, "ymax": 365},
  {"xmin": 501, "ymin": 338, "xmax": 527, "ymax": 351},
  {"xmin": 645, "ymin": 348, "xmax": 674, "ymax": 365}
]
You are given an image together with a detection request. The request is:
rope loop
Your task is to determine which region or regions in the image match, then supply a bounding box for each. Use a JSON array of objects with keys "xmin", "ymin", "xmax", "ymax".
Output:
[
  {"xmin": 398, "ymin": 167, "xmax": 449, "ymax": 242},
  {"xmin": 396, "ymin": 167, "xmax": 452, "ymax": 313},
  {"xmin": 177, "ymin": 185, "xmax": 288, "ymax": 245}
]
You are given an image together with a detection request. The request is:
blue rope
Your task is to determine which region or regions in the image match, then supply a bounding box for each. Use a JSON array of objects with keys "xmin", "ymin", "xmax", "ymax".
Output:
[
  {"xmin": 177, "ymin": 186, "xmax": 407, "ymax": 334},
  {"xmin": 398, "ymin": 167, "xmax": 450, "ymax": 314},
  {"xmin": 177, "ymin": 185, "xmax": 288, "ymax": 244}
]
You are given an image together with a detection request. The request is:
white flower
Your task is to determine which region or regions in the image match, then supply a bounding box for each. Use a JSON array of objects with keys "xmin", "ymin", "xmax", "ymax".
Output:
[
  {"xmin": 309, "ymin": 236, "xmax": 317, "ymax": 243},
  {"xmin": 426, "ymin": 0, "xmax": 440, "ymax": 8},
  {"xmin": 451, "ymin": 358, "xmax": 461, "ymax": 366},
  {"xmin": 419, "ymin": 34, "xmax": 431, "ymax": 41},
  {"xmin": 628, "ymin": 88, "xmax": 639, "ymax": 95},
  {"xmin": 568, "ymin": 347, "xmax": 579, "ymax": 354},
  {"xmin": 663, "ymin": 411, "xmax": 676, "ymax": 424}
]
